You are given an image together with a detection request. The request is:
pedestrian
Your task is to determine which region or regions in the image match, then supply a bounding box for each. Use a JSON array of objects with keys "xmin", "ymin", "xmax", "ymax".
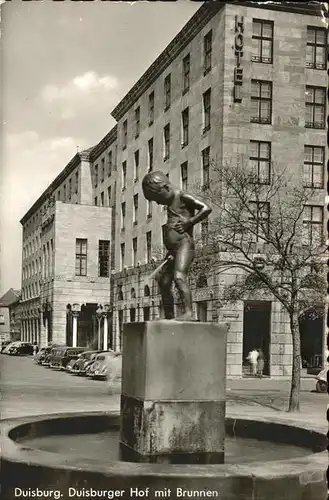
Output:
[
  {"xmin": 246, "ymin": 348, "xmax": 259, "ymax": 376},
  {"xmin": 257, "ymin": 349, "xmax": 265, "ymax": 378},
  {"xmin": 33, "ymin": 342, "xmax": 39, "ymax": 356}
]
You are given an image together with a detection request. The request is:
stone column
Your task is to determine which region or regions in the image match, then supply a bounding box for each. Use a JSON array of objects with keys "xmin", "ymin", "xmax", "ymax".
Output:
[
  {"xmin": 72, "ymin": 313, "xmax": 78, "ymax": 347},
  {"xmin": 40, "ymin": 315, "xmax": 48, "ymax": 346},
  {"xmin": 120, "ymin": 320, "xmax": 228, "ymax": 464},
  {"xmin": 103, "ymin": 304, "xmax": 111, "ymax": 351},
  {"xmin": 71, "ymin": 303, "xmax": 81, "ymax": 347}
]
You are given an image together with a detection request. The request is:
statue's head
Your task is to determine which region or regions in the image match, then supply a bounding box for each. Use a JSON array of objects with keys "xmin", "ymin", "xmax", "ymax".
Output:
[{"xmin": 142, "ymin": 171, "xmax": 174, "ymax": 205}]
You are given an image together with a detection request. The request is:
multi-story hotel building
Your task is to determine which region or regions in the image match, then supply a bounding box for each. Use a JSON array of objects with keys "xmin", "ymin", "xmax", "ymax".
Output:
[{"xmin": 19, "ymin": 2, "xmax": 326, "ymax": 376}]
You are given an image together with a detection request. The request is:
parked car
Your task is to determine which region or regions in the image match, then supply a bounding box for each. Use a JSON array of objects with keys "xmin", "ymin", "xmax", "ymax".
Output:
[
  {"xmin": 35, "ymin": 345, "xmax": 64, "ymax": 365},
  {"xmin": 70, "ymin": 350, "xmax": 104, "ymax": 376},
  {"xmin": 65, "ymin": 357, "xmax": 80, "ymax": 372},
  {"xmin": 315, "ymin": 368, "xmax": 327, "ymax": 393},
  {"xmin": 49, "ymin": 346, "xmax": 87, "ymax": 370},
  {"xmin": 6, "ymin": 342, "xmax": 34, "ymax": 356},
  {"xmin": 1, "ymin": 340, "xmax": 13, "ymax": 353},
  {"xmin": 88, "ymin": 351, "xmax": 119, "ymax": 380}
]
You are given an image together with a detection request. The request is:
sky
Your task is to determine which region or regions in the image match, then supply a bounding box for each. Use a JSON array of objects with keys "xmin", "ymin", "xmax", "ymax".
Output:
[{"xmin": 0, "ymin": 0, "xmax": 200, "ymax": 296}]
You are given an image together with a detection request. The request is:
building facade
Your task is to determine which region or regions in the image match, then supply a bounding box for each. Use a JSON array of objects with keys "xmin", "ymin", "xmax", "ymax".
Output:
[
  {"xmin": 20, "ymin": 129, "xmax": 119, "ymax": 350},
  {"xmin": 0, "ymin": 289, "xmax": 21, "ymax": 342},
  {"xmin": 20, "ymin": 2, "xmax": 326, "ymax": 376}
]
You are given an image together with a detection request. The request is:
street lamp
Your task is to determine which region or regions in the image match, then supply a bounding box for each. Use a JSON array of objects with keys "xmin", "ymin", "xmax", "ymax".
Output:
[{"xmin": 96, "ymin": 305, "xmax": 103, "ymax": 350}]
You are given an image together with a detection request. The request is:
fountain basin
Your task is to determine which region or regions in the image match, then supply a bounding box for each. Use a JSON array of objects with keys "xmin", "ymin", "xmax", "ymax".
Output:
[{"xmin": 1, "ymin": 412, "xmax": 326, "ymax": 500}]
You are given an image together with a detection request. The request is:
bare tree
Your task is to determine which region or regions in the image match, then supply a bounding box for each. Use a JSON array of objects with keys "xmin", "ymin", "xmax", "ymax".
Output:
[{"xmin": 192, "ymin": 159, "xmax": 326, "ymax": 412}]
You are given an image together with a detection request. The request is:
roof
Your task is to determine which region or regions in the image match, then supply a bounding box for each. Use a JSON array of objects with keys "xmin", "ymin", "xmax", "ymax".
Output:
[
  {"xmin": 111, "ymin": 1, "xmax": 323, "ymax": 121},
  {"xmin": 0, "ymin": 288, "xmax": 21, "ymax": 307}
]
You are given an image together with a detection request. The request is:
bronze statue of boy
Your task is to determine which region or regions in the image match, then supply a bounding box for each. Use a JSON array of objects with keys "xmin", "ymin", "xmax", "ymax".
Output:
[{"xmin": 142, "ymin": 171, "xmax": 211, "ymax": 321}]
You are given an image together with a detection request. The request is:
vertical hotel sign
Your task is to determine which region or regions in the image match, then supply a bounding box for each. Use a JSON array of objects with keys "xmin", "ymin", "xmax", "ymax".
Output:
[{"xmin": 233, "ymin": 15, "xmax": 244, "ymax": 102}]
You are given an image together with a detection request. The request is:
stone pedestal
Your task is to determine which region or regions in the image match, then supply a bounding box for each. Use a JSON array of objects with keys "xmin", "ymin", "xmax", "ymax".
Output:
[{"xmin": 119, "ymin": 320, "xmax": 227, "ymax": 464}]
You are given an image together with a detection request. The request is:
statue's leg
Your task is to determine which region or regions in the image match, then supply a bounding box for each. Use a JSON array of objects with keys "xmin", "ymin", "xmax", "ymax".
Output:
[
  {"xmin": 173, "ymin": 240, "xmax": 194, "ymax": 320},
  {"xmin": 156, "ymin": 259, "xmax": 175, "ymax": 319}
]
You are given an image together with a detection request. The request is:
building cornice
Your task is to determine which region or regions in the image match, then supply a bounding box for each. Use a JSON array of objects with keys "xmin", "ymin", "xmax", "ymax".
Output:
[
  {"xmin": 90, "ymin": 125, "xmax": 117, "ymax": 162},
  {"xmin": 20, "ymin": 148, "xmax": 94, "ymax": 225},
  {"xmin": 111, "ymin": 2, "xmax": 224, "ymax": 121},
  {"xmin": 111, "ymin": 1, "xmax": 322, "ymax": 122}
]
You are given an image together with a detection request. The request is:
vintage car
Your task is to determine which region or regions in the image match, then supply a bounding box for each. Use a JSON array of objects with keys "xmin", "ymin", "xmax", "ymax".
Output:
[
  {"xmin": 49, "ymin": 346, "xmax": 87, "ymax": 370},
  {"xmin": 5, "ymin": 342, "xmax": 34, "ymax": 356},
  {"xmin": 65, "ymin": 357, "xmax": 80, "ymax": 372},
  {"xmin": 88, "ymin": 350, "xmax": 120, "ymax": 380},
  {"xmin": 69, "ymin": 350, "xmax": 104, "ymax": 375},
  {"xmin": 1, "ymin": 340, "xmax": 13, "ymax": 353}
]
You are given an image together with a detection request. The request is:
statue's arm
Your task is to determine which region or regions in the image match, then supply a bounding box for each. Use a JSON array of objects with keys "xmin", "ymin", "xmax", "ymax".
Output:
[{"xmin": 181, "ymin": 192, "xmax": 212, "ymax": 228}]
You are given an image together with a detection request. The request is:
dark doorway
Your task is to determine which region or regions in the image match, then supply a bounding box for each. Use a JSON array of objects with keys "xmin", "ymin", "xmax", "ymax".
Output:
[
  {"xmin": 130, "ymin": 308, "xmax": 136, "ymax": 322},
  {"xmin": 66, "ymin": 306, "xmax": 73, "ymax": 346},
  {"xmin": 143, "ymin": 306, "xmax": 150, "ymax": 321},
  {"xmin": 118, "ymin": 310, "xmax": 124, "ymax": 351},
  {"xmin": 243, "ymin": 301, "xmax": 271, "ymax": 376},
  {"xmin": 299, "ymin": 308, "xmax": 323, "ymax": 367},
  {"xmin": 79, "ymin": 303, "xmax": 98, "ymax": 348},
  {"xmin": 196, "ymin": 301, "xmax": 208, "ymax": 322}
]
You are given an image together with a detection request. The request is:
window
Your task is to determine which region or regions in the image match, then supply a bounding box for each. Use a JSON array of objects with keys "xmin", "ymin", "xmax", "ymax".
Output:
[
  {"xmin": 303, "ymin": 146, "xmax": 324, "ymax": 188},
  {"xmin": 164, "ymin": 74, "xmax": 171, "ymax": 111},
  {"xmin": 181, "ymin": 161, "xmax": 188, "ymax": 190},
  {"xmin": 75, "ymin": 171, "xmax": 79, "ymax": 194},
  {"xmin": 181, "ymin": 108, "xmax": 189, "ymax": 147},
  {"xmin": 148, "ymin": 91, "xmax": 155, "ymax": 125},
  {"xmin": 94, "ymin": 165, "xmax": 98, "ymax": 187},
  {"xmin": 100, "ymin": 192, "xmax": 104, "ymax": 206},
  {"xmin": 134, "ymin": 150, "xmax": 139, "ymax": 181},
  {"xmin": 182, "ymin": 54, "xmax": 190, "ymax": 94},
  {"xmin": 133, "ymin": 194, "xmax": 138, "ymax": 224},
  {"xmin": 303, "ymin": 205, "xmax": 323, "ymax": 244},
  {"xmin": 100, "ymin": 158, "xmax": 104, "ymax": 183},
  {"xmin": 148, "ymin": 138, "xmax": 154, "ymax": 172},
  {"xmin": 121, "ymin": 202, "xmax": 126, "ymax": 230},
  {"xmin": 252, "ymin": 19, "xmax": 273, "ymax": 63},
  {"xmin": 163, "ymin": 124, "xmax": 170, "ymax": 161},
  {"xmin": 250, "ymin": 141, "xmax": 271, "ymax": 184},
  {"xmin": 135, "ymin": 106, "xmax": 140, "ymax": 138},
  {"xmin": 108, "ymin": 151, "xmax": 112, "ymax": 177},
  {"xmin": 249, "ymin": 202, "xmax": 270, "ymax": 241},
  {"xmin": 107, "ymin": 186, "xmax": 112, "ymax": 207},
  {"xmin": 94, "ymin": 196, "xmax": 98, "ymax": 206},
  {"xmin": 202, "ymin": 147, "xmax": 210, "ymax": 189},
  {"xmin": 146, "ymin": 231, "xmax": 152, "ymax": 263},
  {"xmin": 57, "ymin": 190, "xmax": 61, "ymax": 201},
  {"xmin": 203, "ymin": 89, "xmax": 211, "ymax": 132},
  {"xmin": 132, "ymin": 237, "xmax": 138, "ymax": 267},
  {"xmin": 120, "ymin": 243, "xmax": 125, "ymax": 271},
  {"xmin": 147, "ymin": 199, "xmax": 152, "ymax": 219},
  {"xmin": 305, "ymin": 86, "xmax": 326, "ymax": 128},
  {"xmin": 63, "ymin": 184, "xmax": 66, "ymax": 201},
  {"xmin": 98, "ymin": 240, "xmax": 110, "ymax": 277},
  {"xmin": 122, "ymin": 120, "xmax": 128, "ymax": 150},
  {"xmin": 306, "ymin": 27, "xmax": 326, "ymax": 70},
  {"xmin": 130, "ymin": 308, "xmax": 136, "ymax": 323},
  {"xmin": 201, "ymin": 220, "xmax": 209, "ymax": 245},
  {"xmin": 68, "ymin": 178, "xmax": 72, "ymax": 199},
  {"xmin": 251, "ymin": 80, "xmax": 272, "ymax": 124},
  {"xmin": 75, "ymin": 239, "xmax": 87, "ymax": 276},
  {"xmin": 122, "ymin": 161, "xmax": 127, "ymax": 190},
  {"xmin": 204, "ymin": 30, "xmax": 212, "ymax": 74}
]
